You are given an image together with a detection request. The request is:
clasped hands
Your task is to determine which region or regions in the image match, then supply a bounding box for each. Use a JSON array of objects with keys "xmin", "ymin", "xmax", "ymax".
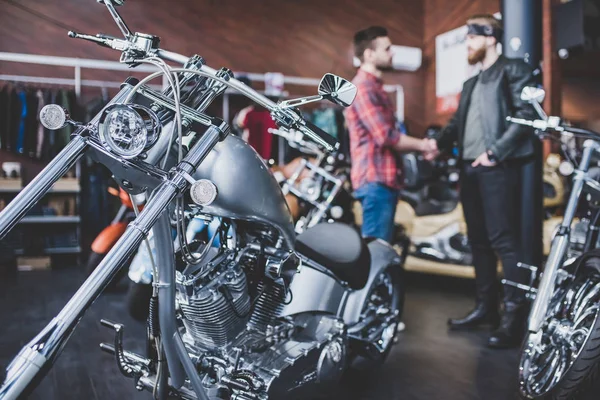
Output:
[{"xmin": 420, "ymin": 138, "xmax": 439, "ymax": 161}]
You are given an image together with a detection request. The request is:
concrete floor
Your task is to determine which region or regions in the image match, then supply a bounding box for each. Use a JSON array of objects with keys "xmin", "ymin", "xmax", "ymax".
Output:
[{"xmin": 0, "ymin": 267, "xmax": 596, "ymax": 400}]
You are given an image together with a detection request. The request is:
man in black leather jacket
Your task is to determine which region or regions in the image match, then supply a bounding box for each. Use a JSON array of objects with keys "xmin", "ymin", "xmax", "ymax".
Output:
[{"xmin": 435, "ymin": 14, "xmax": 538, "ymax": 348}]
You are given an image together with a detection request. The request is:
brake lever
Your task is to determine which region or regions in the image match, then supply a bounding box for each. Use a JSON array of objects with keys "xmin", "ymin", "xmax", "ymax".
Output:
[
  {"xmin": 68, "ymin": 31, "xmax": 134, "ymax": 52},
  {"xmin": 68, "ymin": 31, "xmax": 113, "ymax": 48}
]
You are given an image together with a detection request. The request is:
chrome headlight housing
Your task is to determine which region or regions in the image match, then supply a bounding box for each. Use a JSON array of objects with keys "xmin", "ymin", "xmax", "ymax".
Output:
[{"xmin": 98, "ymin": 104, "xmax": 161, "ymax": 159}]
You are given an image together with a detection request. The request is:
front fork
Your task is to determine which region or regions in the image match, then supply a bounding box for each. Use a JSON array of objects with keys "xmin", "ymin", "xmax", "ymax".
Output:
[
  {"xmin": 0, "ymin": 116, "xmax": 223, "ymax": 400},
  {"xmin": 505, "ymin": 140, "xmax": 600, "ymax": 333}
]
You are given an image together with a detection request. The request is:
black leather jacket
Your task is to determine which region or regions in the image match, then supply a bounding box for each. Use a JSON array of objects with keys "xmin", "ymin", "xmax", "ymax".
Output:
[{"xmin": 436, "ymin": 55, "xmax": 539, "ymax": 162}]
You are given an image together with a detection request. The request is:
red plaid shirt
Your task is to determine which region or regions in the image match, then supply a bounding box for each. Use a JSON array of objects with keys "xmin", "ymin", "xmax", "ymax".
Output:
[{"xmin": 344, "ymin": 69, "xmax": 403, "ymax": 190}]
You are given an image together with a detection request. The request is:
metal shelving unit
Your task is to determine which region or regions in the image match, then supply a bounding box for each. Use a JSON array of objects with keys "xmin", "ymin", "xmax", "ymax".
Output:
[
  {"xmin": 19, "ymin": 216, "xmax": 81, "ymax": 224},
  {"xmin": 0, "ymin": 174, "xmax": 84, "ymax": 262}
]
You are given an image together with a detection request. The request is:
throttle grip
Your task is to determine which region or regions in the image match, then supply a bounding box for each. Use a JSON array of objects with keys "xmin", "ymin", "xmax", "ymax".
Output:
[{"xmin": 301, "ymin": 120, "xmax": 339, "ymax": 152}]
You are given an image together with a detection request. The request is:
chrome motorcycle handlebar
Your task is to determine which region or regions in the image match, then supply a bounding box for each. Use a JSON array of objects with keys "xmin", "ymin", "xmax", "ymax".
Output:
[
  {"xmin": 69, "ymin": 27, "xmax": 338, "ymax": 152},
  {"xmin": 71, "ymin": 0, "xmax": 340, "ymax": 152},
  {"xmin": 507, "ymin": 116, "xmax": 600, "ymax": 139}
]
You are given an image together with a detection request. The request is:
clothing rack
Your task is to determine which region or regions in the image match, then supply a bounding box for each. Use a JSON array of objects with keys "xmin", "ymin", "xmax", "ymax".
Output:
[{"xmin": 0, "ymin": 52, "xmax": 405, "ymax": 122}]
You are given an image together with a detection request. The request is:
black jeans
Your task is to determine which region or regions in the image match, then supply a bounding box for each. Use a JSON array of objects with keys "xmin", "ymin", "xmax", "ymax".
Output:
[{"xmin": 460, "ymin": 162, "xmax": 528, "ymax": 304}]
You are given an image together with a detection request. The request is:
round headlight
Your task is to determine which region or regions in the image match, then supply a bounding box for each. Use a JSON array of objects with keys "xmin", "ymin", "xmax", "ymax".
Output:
[
  {"xmin": 132, "ymin": 104, "xmax": 161, "ymax": 149},
  {"xmin": 99, "ymin": 104, "xmax": 148, "ymax": 159}
]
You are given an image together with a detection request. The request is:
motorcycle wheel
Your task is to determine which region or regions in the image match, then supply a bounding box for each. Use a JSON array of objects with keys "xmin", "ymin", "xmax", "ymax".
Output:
[
  {"xmin": 85, "ymin": 251, "xmax": 129, "ymax": 291},
  {"xmin": 518, "ymin": 271, "xmax": 600, "ymax": 399},
  {"xmin": 349, "ymin": 265, "xmax": 404, "ymax": 372}
]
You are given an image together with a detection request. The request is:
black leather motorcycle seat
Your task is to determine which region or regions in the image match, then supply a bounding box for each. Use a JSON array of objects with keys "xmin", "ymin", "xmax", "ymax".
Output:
[{"xmin": 295, "ymin": 222, "xmax": 371, "ymax": 290}]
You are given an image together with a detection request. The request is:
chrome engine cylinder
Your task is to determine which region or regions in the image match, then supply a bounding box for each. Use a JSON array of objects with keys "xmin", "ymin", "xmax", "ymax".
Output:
[
  {"xmin": 247, "ymin": 281, "xmax": 286, "ymax": 332},
  {"xmin": 176, "ymin": 260, "xmax": 251, "ymax": 350}
]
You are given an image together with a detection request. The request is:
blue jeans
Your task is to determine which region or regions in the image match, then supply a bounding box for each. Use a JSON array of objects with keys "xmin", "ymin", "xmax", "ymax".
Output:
[{"xmin": 354, "ymin": 182, "xmax": 399, "ymax": 244}]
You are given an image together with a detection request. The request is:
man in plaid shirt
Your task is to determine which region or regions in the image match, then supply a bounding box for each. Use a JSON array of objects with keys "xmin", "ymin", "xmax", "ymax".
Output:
[{"xmin": 346, "ymin": 26, "xmax": 437, "ymax": 243}]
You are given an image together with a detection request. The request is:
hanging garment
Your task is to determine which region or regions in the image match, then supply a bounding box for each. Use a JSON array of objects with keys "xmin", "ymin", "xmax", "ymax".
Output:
[
  {"xmin": 35, "ymin": 89, "xmax": 45, "ymax": 159},
  {"xmin": 0, "ymin": 86, "xmax": 8, "ymax": 151},
  {"xmin": 54, "ymin": 89, "xmax": 73, "ymax": 155},
  {"xmin": 15, "ymin": 89, "xmax": 27, "ymax": 154},
  {"xmin": 4, "ymin": 87, "xmax": 20, "ymax": 152},
  {"xmin": 23, "ymin": 89, "xmax": 39, "ymax": 158},
  {"xmin": 237, "ymin": 105, "xmax": 276, "ymax": 160},
  {"xmin": 311, "ymin": 107, "xmax": 350, "ymax": 159}
]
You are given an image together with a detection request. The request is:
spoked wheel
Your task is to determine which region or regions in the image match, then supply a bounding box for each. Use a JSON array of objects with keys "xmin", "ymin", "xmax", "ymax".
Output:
[
  {"xmin": 519, "ymin": 272, "xmax": 600, "ymax": 399},
  {"xmin": 349, "ymin": 266, "xmax": 404, "ymax": 371}
]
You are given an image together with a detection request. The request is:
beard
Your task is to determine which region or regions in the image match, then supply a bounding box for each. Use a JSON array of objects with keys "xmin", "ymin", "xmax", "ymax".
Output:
[
  {"xmin": 468, "ymin": 46, "xmax": 486, "ymax": 65},
  {"xmin": 376, "ymin": 59, "xmax": 393, "ymax": 72}
]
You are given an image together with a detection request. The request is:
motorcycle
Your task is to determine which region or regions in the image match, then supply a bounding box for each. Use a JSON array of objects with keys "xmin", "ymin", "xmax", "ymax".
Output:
[
  {"xmin": 395, "ymin": 152, "xmax": 471, "ymax": 268},
  {"xmin": 269, "ymin": 127, "xmax": 356, "ymax": 234},
  {"xmin": 85, "ymin": 184, "xmax": 144, "ymax": 289},
  {"xmin": 502, "ymin": 86, "xmax": 600, "ymax": 399},
  {"xmin": 0, "ymin": 2, "xmax": 404, "ymax": 400}
]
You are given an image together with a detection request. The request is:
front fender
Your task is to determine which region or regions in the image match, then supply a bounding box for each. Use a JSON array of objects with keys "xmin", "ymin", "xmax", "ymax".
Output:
[{"xmin": 342, "ymin": 239, "xmax": 403, "ymax": 325}]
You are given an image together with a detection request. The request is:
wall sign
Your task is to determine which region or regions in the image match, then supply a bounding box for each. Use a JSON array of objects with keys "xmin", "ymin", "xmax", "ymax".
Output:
[
  {"xmin": 265, "ymin": 72, "xmax": 285, "ymax": 96},
  {"xmin": 435, "ymin": 25, "xmax": 478, "ymax": 115}
]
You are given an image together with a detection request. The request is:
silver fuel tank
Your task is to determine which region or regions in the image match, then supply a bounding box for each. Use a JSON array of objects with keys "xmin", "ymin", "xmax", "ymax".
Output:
[{"xmin": 192, "ymin": 134, "xmax": 296, "ymax": 248}]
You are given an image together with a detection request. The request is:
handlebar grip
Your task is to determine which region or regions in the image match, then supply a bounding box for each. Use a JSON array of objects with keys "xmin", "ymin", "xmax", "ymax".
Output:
[{"xmin": 301, "ymin": 120, "xmax": 339, "ymax": 152}]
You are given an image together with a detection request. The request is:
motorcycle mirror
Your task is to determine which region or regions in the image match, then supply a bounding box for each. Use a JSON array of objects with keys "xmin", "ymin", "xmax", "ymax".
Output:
[
  {"xmin": 277, "ymin": 73, "xmax": 357, "ymax": 110},
  {"xmin": 98, "ymin": 0, "xmax": 132, "ymax": 39},
  {"xmin": 520, "ymin": 86, "xmax": 548, "ymax": 120},
  {"xmin": 97, "ymin": 0, "xmax": 125, "ymax": 6},
  {"xmin": 520, "ymin": 86, "xmax": 546, "ymax": 104},
  {"xmin": 318, "ymin": 73, "xmax": 357, "ymax": 107}
]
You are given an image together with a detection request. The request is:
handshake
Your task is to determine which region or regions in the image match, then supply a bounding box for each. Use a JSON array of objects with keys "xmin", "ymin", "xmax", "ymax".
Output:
[{"xmin": 420, "ymin": 138, "xmax": 439, "ymax": 161}]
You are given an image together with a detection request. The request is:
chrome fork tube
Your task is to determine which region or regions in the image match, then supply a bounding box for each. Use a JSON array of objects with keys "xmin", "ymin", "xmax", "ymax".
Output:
[
  {"xmin": 0, "ymin": 178, "xmax": 180, "ymax": 400},
  {"xmin": 528, "ymin": 140, "xmax": 599, "ymax": 332}
]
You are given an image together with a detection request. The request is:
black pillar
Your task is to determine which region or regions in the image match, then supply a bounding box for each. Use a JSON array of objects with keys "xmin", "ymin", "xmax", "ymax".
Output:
[{"xmin": 501, "ymin": 0, "xmax": 544, "ymax": 270}]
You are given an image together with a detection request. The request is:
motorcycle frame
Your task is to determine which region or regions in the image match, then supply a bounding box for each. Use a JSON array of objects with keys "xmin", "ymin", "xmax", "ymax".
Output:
[{"xmin": 280, "ymin": 154, "xmax": 347, "ymax": 233}]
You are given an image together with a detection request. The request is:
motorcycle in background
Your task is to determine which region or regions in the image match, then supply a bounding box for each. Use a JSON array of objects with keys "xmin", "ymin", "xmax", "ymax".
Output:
[
  {"xmin": 85, "ymin": 185, "xmax": 143, "ymax": 288},
  {"xmin": 269, "ymin": 127, "xmax": 356, "ymax": 233},
  {"xmin": 503, "ymin": 87, "xmax": 600, "ymax": 400},
  {"xmin": 350, "ymin": 149, "xmax": 469, "ymax": 275},
  {"xmin": 0, "ymin": 3, "xmax": 405, "ymax": 400}
]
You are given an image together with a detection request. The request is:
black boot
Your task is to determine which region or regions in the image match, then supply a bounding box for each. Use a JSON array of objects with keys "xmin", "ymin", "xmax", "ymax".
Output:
[
  {"xmin": 487, "ymin": 301, "xmax": 528, "ymax": 348},
  {"xmin": 448, "ymin": 300, "xmax": 499, "ymax": 330}
]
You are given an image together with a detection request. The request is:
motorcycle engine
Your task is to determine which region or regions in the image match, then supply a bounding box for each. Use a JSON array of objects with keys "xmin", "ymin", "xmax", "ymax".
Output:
[
  {"xmin": 176, "ymin": 249, "xmax": 252, "ymax": 350},
  {"xmin": 174, "ymin": 243, "xmax": 347, "ymax": 399}
]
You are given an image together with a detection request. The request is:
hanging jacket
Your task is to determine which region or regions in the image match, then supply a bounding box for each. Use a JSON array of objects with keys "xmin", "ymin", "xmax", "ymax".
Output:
[
  {"xmin": 15, "ymin": 89, "xmax": 27, "ymax": 154},
  {"xmin": 24, "ymin": 89, "xmax": 39, "ymax": 158}
]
